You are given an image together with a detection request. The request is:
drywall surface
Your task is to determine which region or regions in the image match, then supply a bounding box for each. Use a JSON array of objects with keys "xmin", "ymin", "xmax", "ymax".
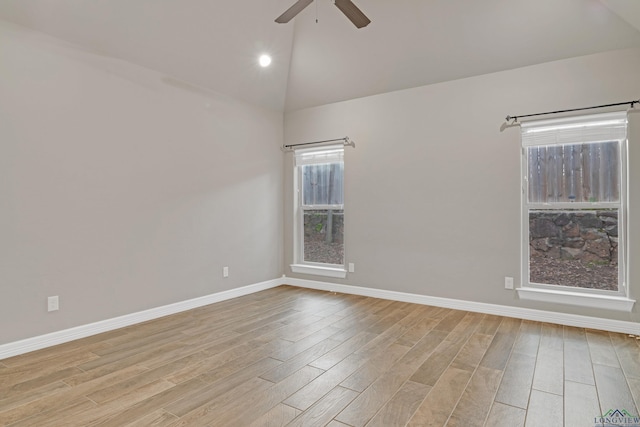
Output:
[
  {"xmin": 284, "ymin": 48, "xmax": 640, "ymax": 322},
  {"xmin": 0, "ymin": 20, "xmax": 284, "ymax": 344}
]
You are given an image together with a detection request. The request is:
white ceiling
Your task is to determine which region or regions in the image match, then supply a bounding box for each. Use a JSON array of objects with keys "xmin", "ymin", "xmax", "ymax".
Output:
[{"xmin": 0, "ymin": 0, "xmax": 639, "ymax": 112}]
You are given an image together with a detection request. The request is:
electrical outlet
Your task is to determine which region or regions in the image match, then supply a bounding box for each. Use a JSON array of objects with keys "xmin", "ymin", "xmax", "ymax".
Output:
[
  {"xmin": 47, "ymin": 296, "xmax": 59, "ymax": 312},
  {"xmin": 223, "ymin": 266, "xmax": 229, "ymax": 278},
  {"xmin": 348, "ymin": 263, "xmax": 355, "ymax": 273},
  {"xmin": 504, "ymin": 277, "xmax": 514, "ymax": 290}
]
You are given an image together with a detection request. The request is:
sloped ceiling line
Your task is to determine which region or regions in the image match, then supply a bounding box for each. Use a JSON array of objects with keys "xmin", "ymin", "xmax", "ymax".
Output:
[{"xmin": 0, "ymin": 0, "xmax": 639, "ymax": 112}]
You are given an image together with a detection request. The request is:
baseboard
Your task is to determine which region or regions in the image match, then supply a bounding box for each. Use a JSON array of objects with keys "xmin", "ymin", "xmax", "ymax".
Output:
[
  {"xmin": 283, "ymin": 277, "xmax": 640, "ymax": 335},
  {"xmin": 2, "ymin": 275, "xmax": 638, "ymax": 359},
  {"xmin": 0, "ymin": 278, "xmax": 281, "ymax": 360}
]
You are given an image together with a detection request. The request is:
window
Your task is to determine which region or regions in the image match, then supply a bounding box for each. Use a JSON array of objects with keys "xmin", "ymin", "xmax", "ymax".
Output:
[
  {"xmin": 291, "ymin": 145, "xmax": 346, "ymax": 278},
  {"xmin": 518, "ymin": 112, "xmax": 633, "ymax": 310}
]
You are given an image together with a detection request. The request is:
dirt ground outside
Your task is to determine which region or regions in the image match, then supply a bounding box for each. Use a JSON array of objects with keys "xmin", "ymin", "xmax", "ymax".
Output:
[
  {"xmin": 303, "ymin": 211, "xmax": 344, "ymax": 265},
  {"xmin": 529, "ymin": 257, "xmax": 618, "ymax": 291}
]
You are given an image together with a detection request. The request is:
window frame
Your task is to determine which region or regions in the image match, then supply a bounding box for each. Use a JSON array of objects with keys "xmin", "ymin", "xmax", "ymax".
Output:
[
  {"xmin": 517, "ymin": 112, "xmax": 634, "ymax": 311},
  {"xmin": 290, "ymin": 145, "xmax": 347, "ymax": 278}
]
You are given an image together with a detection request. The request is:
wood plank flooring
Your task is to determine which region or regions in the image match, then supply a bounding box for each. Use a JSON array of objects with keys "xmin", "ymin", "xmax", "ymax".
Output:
[{"xmin": 1, "ymin": 285, "xmax": 639, "ymax": 426}]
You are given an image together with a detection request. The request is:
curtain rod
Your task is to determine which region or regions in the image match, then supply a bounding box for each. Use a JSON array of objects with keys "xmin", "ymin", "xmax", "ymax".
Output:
[
  {"xmin": 282, "ymin": 137, "xmax": 355, "ymax": 151},
  {"xmin": 505, "ymin": 99, "xmax": 639, "ymax": 123}
]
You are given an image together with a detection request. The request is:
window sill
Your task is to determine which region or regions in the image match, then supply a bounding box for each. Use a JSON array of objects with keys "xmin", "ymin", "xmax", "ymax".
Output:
[
  {"xmin": 290, "ymin": 264, "xmax": 347, "ymax": 279},
  {"xmin": 516, "ymin": 287, "xmax": 635, "ymax": 312}
]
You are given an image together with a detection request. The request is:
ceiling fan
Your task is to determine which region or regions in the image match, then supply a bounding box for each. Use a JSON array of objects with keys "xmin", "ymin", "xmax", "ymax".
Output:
[{"xmin": 275, "ymin": 0, "xmax": 371, "ymax": 29}]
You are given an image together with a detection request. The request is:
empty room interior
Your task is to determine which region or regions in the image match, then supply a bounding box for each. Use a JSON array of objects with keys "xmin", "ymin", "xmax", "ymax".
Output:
[{"xmin": 2, "ymin": 1, "xmax": 640, "ymax": 426}]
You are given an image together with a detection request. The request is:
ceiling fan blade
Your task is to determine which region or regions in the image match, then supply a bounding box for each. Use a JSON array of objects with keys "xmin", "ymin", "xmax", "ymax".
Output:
[
  {"xmin": 275, "ymin": 0, "xmax": 314, "ymax": 23},
  {"xmin": 334, "ymin": 0, "xmax": 371, "ymax": 28}
]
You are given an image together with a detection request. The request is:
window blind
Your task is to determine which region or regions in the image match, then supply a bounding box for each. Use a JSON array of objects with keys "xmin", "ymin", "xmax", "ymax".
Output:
[
  {"xmin": 295, "ymin": 145, "xmax": 344, "ymax": 166},
  {"xmin": 521, "ymin": 111, "xmax": 627, "ymax": 147}
]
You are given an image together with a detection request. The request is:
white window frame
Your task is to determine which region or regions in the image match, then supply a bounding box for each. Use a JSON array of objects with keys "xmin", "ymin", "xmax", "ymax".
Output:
[
  {"xmin": 517, "ymin": 112, "xmax": 634, "ymax": 311},
  {"xmin": 290, "ymin": 145, "xmax": 346, "ymax": 278}
]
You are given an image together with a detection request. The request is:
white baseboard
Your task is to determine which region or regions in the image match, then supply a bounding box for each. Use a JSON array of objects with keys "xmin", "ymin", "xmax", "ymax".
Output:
[
  {"xmin": 283, "ymin": 277, "xmax": 640, "ymax": 336},
  {"xmin": 2, "ymin": 275, "xmax": 638, "ymax": 360},
  {"xmin": 0, "ymin": 278, "xmax": 281, "ymax": 360}
]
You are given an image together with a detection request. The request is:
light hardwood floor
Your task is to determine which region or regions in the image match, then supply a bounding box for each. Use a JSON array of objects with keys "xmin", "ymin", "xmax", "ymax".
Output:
[{"xmin": 1, "ymin": 285, "xmax": 639, "ymax": 426}]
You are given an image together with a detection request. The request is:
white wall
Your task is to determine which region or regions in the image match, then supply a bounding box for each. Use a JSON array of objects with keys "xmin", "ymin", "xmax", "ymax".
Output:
[
  {"xmin": 2, "ymin": 16, "xmax": 638, "ymax": 348},
  {"xmin": 0, "ymin": 20, "xmax": 284, "ymax": 345},
  {"xmin": 284, "ymin": 48, "xmax": 640, "ymax": 323}
]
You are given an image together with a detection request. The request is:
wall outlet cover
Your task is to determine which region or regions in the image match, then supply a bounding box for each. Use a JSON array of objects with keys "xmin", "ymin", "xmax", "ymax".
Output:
[
  {"xmin": 47, "ymin": 296, "xmax": 59, "ymax": 312},
  {"xmin": 504, "ymin": 277, "xmax": 514, "ymax": 290}
]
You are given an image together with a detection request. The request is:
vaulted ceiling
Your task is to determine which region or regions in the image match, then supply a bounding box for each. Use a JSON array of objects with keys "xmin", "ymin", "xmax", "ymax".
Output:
[{"xmin": 1, "ymin": 0, "xmax": 639, "ymax": 112}]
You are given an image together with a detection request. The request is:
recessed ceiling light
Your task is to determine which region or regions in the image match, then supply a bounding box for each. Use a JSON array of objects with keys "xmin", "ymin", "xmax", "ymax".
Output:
[{"xmin": 259, "ymin": 54, "xmax": 272, "ymax": 67}]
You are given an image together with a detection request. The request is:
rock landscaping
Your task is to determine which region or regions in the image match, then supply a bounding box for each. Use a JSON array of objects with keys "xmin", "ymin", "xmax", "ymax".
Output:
[{"xmin": 529, "ymin": 210, "xmax": 618, "ymax": 290}]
